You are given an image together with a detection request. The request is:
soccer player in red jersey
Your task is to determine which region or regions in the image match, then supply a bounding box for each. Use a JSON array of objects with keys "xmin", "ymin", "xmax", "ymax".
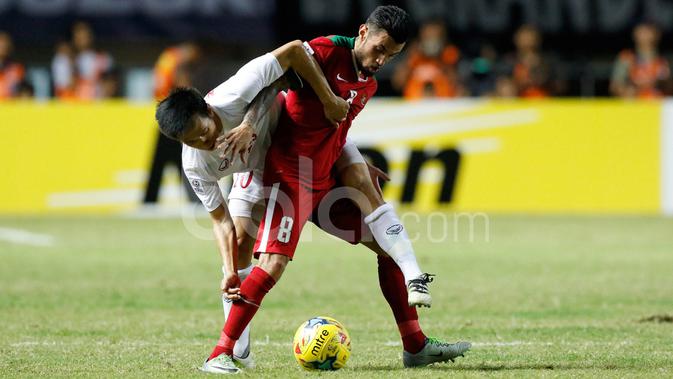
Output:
[{"xmin": 204, "ymin": 6, "xmax": 471, "ymax": 373}]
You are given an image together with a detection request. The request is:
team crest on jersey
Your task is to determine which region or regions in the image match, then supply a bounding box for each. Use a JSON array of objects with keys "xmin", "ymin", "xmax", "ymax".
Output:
[
  {"xmin": 361, "ymin": 94, "xmax": 367, "ymax": 105},
  {"xmin": 219, "ymin": 158, "xmax": 230, "ymax": 171},
  {"xmin": 192, "ymin": 179, "xmax": 205, "ymax": 194},
  {"xmin": 346, "ymin": 90, "xmax": 357, "ymax": 105}
]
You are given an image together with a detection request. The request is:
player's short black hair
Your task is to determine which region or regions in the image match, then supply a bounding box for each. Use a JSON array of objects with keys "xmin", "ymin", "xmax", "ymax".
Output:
[
  {"xmin": 155, "ymin": 87, "xmax": 208, "ymax": 140},
  {"xmin": 366, "ymin": 5, "xmax": 412, "ymax": 44}
]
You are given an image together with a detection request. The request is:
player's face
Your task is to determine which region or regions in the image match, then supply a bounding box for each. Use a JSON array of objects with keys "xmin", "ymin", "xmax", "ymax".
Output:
[
  {"xmin": 180, "ymin": 107, "xmax": 222, "ymax": 151},
  {"xmin": 354, "ymin": 25, "xmax": 405, "ymax": 77}
]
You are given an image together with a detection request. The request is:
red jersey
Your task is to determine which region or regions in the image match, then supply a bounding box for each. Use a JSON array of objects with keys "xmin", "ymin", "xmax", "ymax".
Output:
[{"xmin": 266, "ymin": 36, "xmax": 378, "ymax": 190}]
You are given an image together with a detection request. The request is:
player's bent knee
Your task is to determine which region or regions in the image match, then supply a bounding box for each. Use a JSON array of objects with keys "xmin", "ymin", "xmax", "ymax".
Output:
[
  {"xmin": 236, "ymin": 234, "xmax": 255, "ymax": 265},
  {"xmin": 341, "ymin": 164, "xmax": 385, "ymax": 211},
  {"xmin": 258, "ymin": 253, "xmax": 289, "ymax": 281},
  {"xmin": 341, "ymin": 163, "xmax": 370, "ymax": 190}
]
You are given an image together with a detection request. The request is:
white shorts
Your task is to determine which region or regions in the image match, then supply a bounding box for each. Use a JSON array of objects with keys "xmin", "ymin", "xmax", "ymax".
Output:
[
  {"xmin": 227, "ymin": 139, "xmax": 366, "ymax": 219},
  {"xmin": 228, "ymin": 169, "xmax": 264, "ymax": 219}
]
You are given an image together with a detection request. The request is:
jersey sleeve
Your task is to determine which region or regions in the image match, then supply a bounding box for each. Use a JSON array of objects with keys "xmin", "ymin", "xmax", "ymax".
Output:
[
  {"xmin": 183, "ymin": 167, "xmax": 225, "ymax": 212},
  {"xmin": 206, "ymin": 53, "xmax": 284, "ymax": 108},
  {"xmin": 305, "ymin": 37, "xmax": 337, "ymax": 68}
]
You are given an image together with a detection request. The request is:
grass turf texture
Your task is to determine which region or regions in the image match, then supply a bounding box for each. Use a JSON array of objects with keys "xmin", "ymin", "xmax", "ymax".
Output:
[{"xmin": 1, "ymin": 214, "xmax": 673, "ymax": 378}]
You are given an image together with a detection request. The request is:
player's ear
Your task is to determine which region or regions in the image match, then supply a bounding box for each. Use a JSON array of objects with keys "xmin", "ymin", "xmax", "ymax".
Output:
[
  {"xmin": 358, "ymin": 24, "xmax": 368, "ymax": 41},
  {"xmin": 206, "ymin": 104, "xmax": 215, "ymax": 117}
]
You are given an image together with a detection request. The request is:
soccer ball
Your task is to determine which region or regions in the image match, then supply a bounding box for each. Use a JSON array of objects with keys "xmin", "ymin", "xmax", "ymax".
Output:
[{"xmin": 292, "ymin": 316, "xmax": 351, "ymax": 371}]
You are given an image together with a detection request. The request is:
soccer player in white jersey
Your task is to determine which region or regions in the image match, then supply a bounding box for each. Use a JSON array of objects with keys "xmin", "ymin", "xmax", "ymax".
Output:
[{"xmin": 155, "ymin": 38, "xmax": 446, "ymax": 371}]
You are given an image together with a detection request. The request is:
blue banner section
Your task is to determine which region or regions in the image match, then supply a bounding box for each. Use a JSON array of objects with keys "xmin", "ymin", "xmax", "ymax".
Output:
[
  {"xmin": 2, "ymin": 0, "xmax": 672, "ymax": 51},
  {"xmin": 0, "ymin": 0, "xmax": 275, "ymax": 43}
]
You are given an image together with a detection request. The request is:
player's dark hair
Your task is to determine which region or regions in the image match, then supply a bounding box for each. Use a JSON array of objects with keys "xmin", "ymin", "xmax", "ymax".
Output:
[
  {"xmin": 366, "ymin": 5, "xmax": 412, "ymax": 44},
  {"xmin": 155, "ymin": 87, "xmax": 208, "ymax": 140}
]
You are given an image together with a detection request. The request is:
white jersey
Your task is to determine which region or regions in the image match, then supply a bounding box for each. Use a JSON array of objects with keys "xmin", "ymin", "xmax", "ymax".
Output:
[{"xmin": 182, "ymin": 53, "xmax": 284, "ymax": 212}]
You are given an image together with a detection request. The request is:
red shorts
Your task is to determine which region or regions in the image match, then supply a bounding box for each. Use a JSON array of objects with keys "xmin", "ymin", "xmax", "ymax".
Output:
[{"xmin": 253, "ymin": 176, "xmax": 371, "ymax": 259}]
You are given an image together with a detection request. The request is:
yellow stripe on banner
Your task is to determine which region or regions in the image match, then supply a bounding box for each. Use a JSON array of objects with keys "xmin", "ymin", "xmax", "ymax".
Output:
[
  {"xmin": 351, "ymin": 99, "xmax": 661, "ymax": 213},
  {"xmin": 454, "ymin": 101, "xmax": 660, "ymax": 213},
  {"xmin": 1, "ymin": 101, "xmax": 157, "ymax": 213}
]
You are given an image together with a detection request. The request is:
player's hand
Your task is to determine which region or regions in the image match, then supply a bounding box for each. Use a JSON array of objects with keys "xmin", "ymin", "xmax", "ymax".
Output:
[
  {"xmin": 218, "ymin": 122, "xmax": 257, "ymax": 165},
  {"xmin": 367, "ymin": 162, "xmax": 390, "ymax": 197},
  {"xmin": 221, "ymin": 272, "xmax": 241, "ymax": 301},
  {"xmin": 324, "ymin": 95, "xmax": 349, "ymax": 127}
]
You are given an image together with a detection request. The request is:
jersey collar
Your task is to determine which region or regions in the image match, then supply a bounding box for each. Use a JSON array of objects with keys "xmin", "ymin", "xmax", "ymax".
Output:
[{"xmin": 329, "ymin": 35, "xmax": 370, "ymax": 82}]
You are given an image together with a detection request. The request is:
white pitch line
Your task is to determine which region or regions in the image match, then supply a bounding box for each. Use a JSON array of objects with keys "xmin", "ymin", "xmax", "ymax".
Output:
[
  {"xmin": 47, "ymin": 188, "xmax": 142, "ymax": 208},
  {"xmin": 0, "ymin": 227, "xmax": 54, "ymax": 247}
]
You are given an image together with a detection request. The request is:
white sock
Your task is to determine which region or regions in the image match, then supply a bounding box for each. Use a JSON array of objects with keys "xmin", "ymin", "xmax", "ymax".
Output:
[
  {"xmin": 222, "ymin": 263, "xmax": 254, "ymax": 357},
  {"xmin": 237, "ymin": 263, "xmax": 254, "ymax": 281},
  {"xmin": 364, "ymin": 203, "xmax": 423, "ymax": 284}
]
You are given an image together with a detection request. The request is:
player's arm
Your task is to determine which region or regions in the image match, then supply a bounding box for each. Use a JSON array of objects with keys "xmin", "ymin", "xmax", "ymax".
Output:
[
  {"xmin": 272, "ymin": 40, "xmax": 348, "ymax": 126},
  {"xmin": 218, "ymin": 81, "xmax": 284, "ymax": 162},
  {"xmin": 209, "ymin": 204, "xmax": 242, "ymax": 300},
  {"xmin": 218, "ymin": 41, "xmax": 346, "ymax": 124},
  {"xmin": 182, "ymin": 168, "xmax": 241, "ymax": 298}
]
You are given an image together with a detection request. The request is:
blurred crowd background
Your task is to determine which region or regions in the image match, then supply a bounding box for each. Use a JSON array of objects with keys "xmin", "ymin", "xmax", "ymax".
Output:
[{"xmin": 1, "ymin": 0, "xmax": 672, "ymax": 101}]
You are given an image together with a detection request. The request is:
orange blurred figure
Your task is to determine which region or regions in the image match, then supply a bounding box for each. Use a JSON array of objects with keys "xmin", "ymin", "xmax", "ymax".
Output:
[
  {"xmin": 0, "ymin": 31, "xmax": 26, "ymax": 99},
  {"xmin": 153, "ymin": 42, "xmax": 201, "ymax": 100},
  {"xmin": 51, "ymin": 40, "xmax": 76, "ymax": 99},
  {"xmin": 392, "ymin": 20, "xmax": 463, "ymax": 99},
  {"xmin": 610, "ymin": 22, "xmax": 670, "ymax": 99},
  {"xmin": 509, "ymin": 25, "xmax": 552, "ymax": 98},
  {"xmin": 71, "ymin": 21, "xmax": 114, "ymax": 100}
]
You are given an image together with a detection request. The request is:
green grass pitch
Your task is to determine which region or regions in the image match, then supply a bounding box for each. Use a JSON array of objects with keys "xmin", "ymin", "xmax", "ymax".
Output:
[{"xmin": 1, "ymin": 214, "xmax": 673, "ymax": 377}]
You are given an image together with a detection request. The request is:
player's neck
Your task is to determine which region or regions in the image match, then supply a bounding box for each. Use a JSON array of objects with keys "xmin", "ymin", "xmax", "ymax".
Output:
[
  {"xmin": 212, "ymin": 111, "xmax": 224, "ymax": 136},
  {"xmin": 350, "ymin": 40, "xmax": 364, "ymax": 79}
]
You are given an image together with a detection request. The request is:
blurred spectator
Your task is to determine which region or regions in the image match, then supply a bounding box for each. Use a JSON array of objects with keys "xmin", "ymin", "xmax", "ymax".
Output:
[
  {"xmin": 467, "ymin": 44, "xmax": 498, "ymax": 97},
  {"xmin": 71, "ymin": 21, "xmax": 115, "ymax": 99},
  {"xmin": 15, "ymin": 80, "xmax": 34, "ymax": 98},
  {"xmin": 392, "ymin": 20, "xmax": 464, "ymax": 99},
  {"xmin": 610, "ymin": 22, "xmax": 670, "ymax": 98},
  {"xmin": 100, "ymin": 68, "xmax": 121, "ymax": 98},
  {"xmin": 153, "ymin": 42, "xmax": 201, "ymax": 100},
  {"xmin": 504, "ymin": 25, "xmax": 561, "ymax": 98},
  {"xmin": 51, "ymin": 40, "xmax": 76, "ymax": 99},
  {"xmin": 0, "ymin": 31, "xmax": 26, "ymax": 99},
  {"xmin": 494, "ymin": 76, "xmax": 518, "ymax": 98},
  {"xmin": 143, "ymin": 41, "xmax": 203, "ymax": 204}
]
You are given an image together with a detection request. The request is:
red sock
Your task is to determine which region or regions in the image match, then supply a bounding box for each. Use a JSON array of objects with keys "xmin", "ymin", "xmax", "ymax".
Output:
[
  {"xmin": 377, "ymin": 255, "xmax": 427, "ymax": 354},
  {"xmin": 208, "ymin": 267, "xmax": 276, "ymax": 360}
]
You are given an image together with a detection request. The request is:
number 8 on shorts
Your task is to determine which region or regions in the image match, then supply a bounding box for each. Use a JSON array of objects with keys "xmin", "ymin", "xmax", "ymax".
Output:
[{"xmin": 277, "ymin": 216, "xmax": 294, "ymax": 243}]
